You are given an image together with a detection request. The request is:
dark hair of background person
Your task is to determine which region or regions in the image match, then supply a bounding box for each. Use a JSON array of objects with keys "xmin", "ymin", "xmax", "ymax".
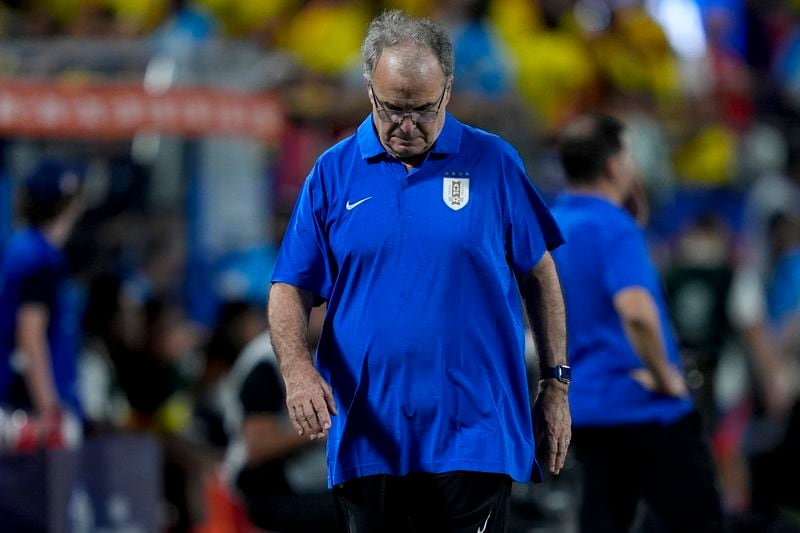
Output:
[
  {"xmin": 18, "ymin": 160, "xmax": 83, "ymax": 226},
  {"xmin": 558, "ymin": 114, "xmax": 625, "ymax": 185}
]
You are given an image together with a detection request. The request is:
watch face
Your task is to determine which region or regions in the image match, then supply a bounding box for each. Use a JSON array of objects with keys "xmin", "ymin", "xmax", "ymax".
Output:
[{"xmin": 542, "ymin": 365, "xmax": 571, "ymax": 383}]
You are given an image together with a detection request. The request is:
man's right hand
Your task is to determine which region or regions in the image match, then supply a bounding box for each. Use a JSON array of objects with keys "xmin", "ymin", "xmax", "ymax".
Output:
[
  {"xmin": 283, "ymin": 362, "xmax": 338, "ymax": 440},
  {"xmin": 630, "ymin": 366, "xmax": 688, "ymax": 397}
]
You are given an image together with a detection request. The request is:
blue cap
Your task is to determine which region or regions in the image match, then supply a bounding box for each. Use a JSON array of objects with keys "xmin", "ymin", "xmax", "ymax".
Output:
[{"xmin": 23, "ymin": 159, "xmax": 83, "ymax": 203}]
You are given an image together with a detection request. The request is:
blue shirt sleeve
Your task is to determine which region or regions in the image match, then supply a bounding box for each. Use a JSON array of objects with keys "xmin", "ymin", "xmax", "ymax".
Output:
[
  {"xmin": 603, "ymin": 219, "xmax": 654, "ymax": 296},
  {"xmin": 505, "ymin": 152, "xmax": 565, "ymax": 275},
  {"xmin": 767, "ymin": 252, "xmax": 800, "ymax": 328},
  {"xmin": 271, "ymin": 162, "xmax": 337, "ymax": 300}
]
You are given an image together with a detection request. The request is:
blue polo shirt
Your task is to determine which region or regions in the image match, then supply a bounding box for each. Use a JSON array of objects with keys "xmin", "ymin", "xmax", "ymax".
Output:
[
  {"xmin": 767, "ymin": 248, "xmax": 800, "ymax": 329},
  {"xmin": 551, "ymin": 194, "xmax": 692, "ymax": 427},
  {"xmin": 272, "ymin": 114, "xmax": 564, "ymax": 486},
  {"xmin": 0, "ymin": 228, "xmax": 82, "ymax": 414}
]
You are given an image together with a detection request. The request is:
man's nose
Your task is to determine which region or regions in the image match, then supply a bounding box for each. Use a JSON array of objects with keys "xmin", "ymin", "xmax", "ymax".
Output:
[{"xmin": 397, "ymin": 115, "xmax": 416, "ymax": 134}]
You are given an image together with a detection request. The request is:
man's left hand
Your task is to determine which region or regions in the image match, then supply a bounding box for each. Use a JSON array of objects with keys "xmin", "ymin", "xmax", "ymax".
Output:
[{"xmin": 533, "ymin": 380, "xmax": 571, "ymax": 475}]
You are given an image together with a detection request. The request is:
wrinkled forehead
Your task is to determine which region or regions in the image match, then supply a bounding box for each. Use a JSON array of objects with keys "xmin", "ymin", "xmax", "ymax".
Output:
[{"xmin": 372, "ymin": 46, "xmax": 447, "ymax": 101}]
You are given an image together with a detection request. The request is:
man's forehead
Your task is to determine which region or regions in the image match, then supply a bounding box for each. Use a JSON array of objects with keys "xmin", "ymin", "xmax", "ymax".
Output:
[
  {"xmin": 371, "ymin": 80, "xmax": 445, "ymax": 104},
  {"xmin": 372, "ymin": 47, "xmax": 446, "ymax": 97}
]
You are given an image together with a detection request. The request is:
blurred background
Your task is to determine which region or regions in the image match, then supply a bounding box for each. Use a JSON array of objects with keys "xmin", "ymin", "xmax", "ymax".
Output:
[{"xmin": 0, "ymin": 0, "xmax": 798, "ymax": 532}]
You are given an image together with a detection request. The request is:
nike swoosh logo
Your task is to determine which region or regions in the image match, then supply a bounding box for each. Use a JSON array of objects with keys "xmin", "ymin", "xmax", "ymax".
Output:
[
  {"xmin": 477, "ymin": 511, "xmax": 492, "ymax": 533},
  {"xmin": 345, "ymin": 196, "xmax": 373, "ymax": 211}
]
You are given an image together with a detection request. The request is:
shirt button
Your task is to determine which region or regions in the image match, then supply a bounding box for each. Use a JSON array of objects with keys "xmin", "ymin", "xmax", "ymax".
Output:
[{"xmin": 403, "ymin": 179, "xmax": 409, "ymax": 186}]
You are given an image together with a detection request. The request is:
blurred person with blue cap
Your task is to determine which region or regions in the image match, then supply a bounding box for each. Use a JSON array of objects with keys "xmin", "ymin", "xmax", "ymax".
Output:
[{"xmin": 0, "ymin": 157, "xmax": 85, "ymax": 451}]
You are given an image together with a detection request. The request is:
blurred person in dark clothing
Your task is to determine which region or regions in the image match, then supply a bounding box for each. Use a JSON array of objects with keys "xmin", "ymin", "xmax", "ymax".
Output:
[
  {"xmin": 551, "ymin": 114, "xmax": 723, "ymax": 533},
  {"xmin": 224, "ymin": 329, "xmax": 339, "ymax": 533},
  {"xmin": 115, "ymin": 297, "xmax": 205, "ymax": 532},
  {"xmin": 112, "ymin": 298, "xmax": 198, "ymax": 429},
  {"xmin": 194, "ymin": 300, "xmax": 267, "ymax": 449},
  {"xmin": 77, "ymin": 273, "xmax": 131, "ymax": 431},
  {"xmin": 90, "ymin": 281, "xmax": 206, "ymax": 532},
  {"xmin": 0, "ymin": 158, "xmax": 85, "ymax": 449},
  {"xmin": 665, "ymin": 215, "xmax": 753, "ymax": 516},
  {"xmin": 664, "ymin": 213, "xmax": 735, "ymax": 430}
]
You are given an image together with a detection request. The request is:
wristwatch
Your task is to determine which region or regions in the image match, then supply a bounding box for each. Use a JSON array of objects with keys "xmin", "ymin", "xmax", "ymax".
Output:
[{"xmin": 541, "ymin": 365, "xmax": 572, "ymax": 384}]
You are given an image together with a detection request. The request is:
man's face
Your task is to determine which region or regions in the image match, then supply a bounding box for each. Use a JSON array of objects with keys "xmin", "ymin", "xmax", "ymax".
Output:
[
  {"xmin": 369, "ymin": 47, "xmax": 451, "ymax": 162},
  {"xmin": 611, "ymin": 134, "xmax": 637, "ymax": 197}
]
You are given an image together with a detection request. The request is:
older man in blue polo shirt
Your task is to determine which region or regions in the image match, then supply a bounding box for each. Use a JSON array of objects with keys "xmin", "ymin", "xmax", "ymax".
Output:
[{"xmin": 268, "ymin": 9, "xmax": 570, "ymax": 533}]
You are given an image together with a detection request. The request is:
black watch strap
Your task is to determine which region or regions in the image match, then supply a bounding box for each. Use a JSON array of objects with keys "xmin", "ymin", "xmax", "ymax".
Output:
[{"xmin": 541, "ymin": 365, "xmax": 572, "ymax": 384}]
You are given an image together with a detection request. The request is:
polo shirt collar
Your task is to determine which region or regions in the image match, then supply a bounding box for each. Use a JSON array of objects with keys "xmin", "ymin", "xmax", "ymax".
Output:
[
  {"xmin": 357, "ymin": 116, "xmax": 385, "ymax": 159},
  {"xmin": 357, "ymin": 112, "xmax": 463, "ymax": 160},
  {"xmin": 430, "ymin": 112, "xmax": 462, "ymax": 155}
]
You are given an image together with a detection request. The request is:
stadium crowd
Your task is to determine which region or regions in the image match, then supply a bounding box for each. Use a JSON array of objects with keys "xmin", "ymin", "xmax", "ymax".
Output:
[{"xmin": 0, "ymin": 0, "xmax": 799, "ymax": 532}]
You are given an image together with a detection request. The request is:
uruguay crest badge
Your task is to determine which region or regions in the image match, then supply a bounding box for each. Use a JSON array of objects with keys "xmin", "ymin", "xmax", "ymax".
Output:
[{"xmin": 443, "ymin": 174, "xmax": 470, "ymax": 211}]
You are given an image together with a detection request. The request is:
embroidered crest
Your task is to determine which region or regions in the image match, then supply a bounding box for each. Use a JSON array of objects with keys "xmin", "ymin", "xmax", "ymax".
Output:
[{"xmin": 443, "ymin": 172, "xmax": 470, "ymax": 211}]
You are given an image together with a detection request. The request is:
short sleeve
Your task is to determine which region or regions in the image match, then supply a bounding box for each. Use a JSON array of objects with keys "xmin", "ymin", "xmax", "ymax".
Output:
[
  {"xmin": 603, "ymin": 222, "xmax": 654, "ymax": 296},
  {"xmin": 767, "ymin": 255, "xmax": 800, "ymax": 328},
  {"xmin": 240, "ymin": 361, "xmax": 284, "ymax": 415},
  {"xmin": 505, "ymin": 151, "xmax": 565, "ymax": 275},
  {"xmin": 271, "ymin": 162, "xmax": 337, "ymax": 301}
]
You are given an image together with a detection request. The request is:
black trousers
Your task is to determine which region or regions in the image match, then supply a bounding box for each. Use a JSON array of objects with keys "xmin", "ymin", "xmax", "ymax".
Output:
[
  {"xmin": 572, "ymin": 412, "xmax": 724, "ymax": 533},
  {"xmin": 333, "ymin": 471, "xmax": 511, "ymax": 533},
  {"xmin": 749, "ymin": 398, "xmax": 800, "ymax": 519},
  {"xmin": 243, "ymin": 491, "xmax": 341, "ymax": 533}
]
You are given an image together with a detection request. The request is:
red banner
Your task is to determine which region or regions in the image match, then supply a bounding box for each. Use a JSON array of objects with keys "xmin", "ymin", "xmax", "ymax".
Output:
[{"xmin": 0, "ymin": 81, "xmax": 285, "ymax": 142}]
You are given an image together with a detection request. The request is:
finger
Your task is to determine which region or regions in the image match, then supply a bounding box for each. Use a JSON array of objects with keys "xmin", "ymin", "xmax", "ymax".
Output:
[
  {"xmin": 322, "ymin": 382, "xmax": 338, "ymax": 416},
  {"xmin": 630, "ymin": 369, "xmax": 655, "ymax": 390},
  {"xmin": 304, "ymin": 402, "xmax": 324, "ymax": 436},
  {"xmin": 548, "ymin": 435, "xmax": 558, "ymax": 473},
  {"xmin": 297, "ymin": 402, "xmax": 320, "ymax": 437},
  {"xmin": 310, "ymin": 395, "xmax": 331, "ymax": 432},
  {"xmin": 296, "ymin": 404, "xmax": 315, "ymax": 436},
  {"xmin": 672, "ymin": 383, "xmax": 689, "ymax": 398},
  {"xmin": 288, "ymin": 405, "xmax": 305, "ymax": 435},
  {"xmin": 555, "ymin": 436, "xmax": 569, "ymax": 474}
]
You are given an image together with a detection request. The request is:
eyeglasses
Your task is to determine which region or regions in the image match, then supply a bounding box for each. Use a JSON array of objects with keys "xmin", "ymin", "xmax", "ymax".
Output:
[{"xmin": 369, "ymin": 82, "xmax": 447, "ymax": 125}]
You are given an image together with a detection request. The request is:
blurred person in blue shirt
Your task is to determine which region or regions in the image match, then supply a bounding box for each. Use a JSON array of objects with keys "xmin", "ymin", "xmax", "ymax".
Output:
[
  {"xmin": 745, "ymin": 211, "xmax": 800, "ymax": 520},
  {"xmin": 268, "ymin": 10, "xmax": 570, "ymax": 533},
  {"xmin": 551, "ymin": 114, "xmax": 723, "ymax": 533},
  {"xmin": 765, "ymin": 212, "xmax": 800, "ymax": 333},
  {"xmin": 0, "ymin": 159, "xmax": 85, "ymax": 448},
  {"xmin": 441, "ymin": 0, "xmax": 511, "ymax": 100}
]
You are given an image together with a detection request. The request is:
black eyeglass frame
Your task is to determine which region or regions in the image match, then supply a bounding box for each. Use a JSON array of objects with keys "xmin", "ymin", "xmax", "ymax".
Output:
[{"xmin": 369, "ymin": 82, "xmax": 448, "ymax": 125}]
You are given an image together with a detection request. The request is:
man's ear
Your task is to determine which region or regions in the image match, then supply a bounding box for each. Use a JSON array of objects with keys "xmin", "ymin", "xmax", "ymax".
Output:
[
  {"xmin": 603, "ymin": 153, "xmax": 620, "ymax": 183},
  {"xmin": 444, "ymin": 77, "xmax": 453, "ymax": 106}
]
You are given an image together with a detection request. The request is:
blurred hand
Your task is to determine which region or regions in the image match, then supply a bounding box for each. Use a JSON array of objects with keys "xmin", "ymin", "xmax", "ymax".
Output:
[
  {"xmin": 630, "ymin": 366, "xmax": 688, "ymax": 397},
  {"xmin": 283, "ymin": 361, "xmax": 337, "ymax": 440},
  {"xmin": 763, "ymin": 361, "xmax": 798, "ymax": 419},
  {"xmin": 40, "ymin": 407, "xmax": 65, "ymax": 449},
  {"xmin": 533, "ymin": 380, "xmax": 571, "ymax": 475}
]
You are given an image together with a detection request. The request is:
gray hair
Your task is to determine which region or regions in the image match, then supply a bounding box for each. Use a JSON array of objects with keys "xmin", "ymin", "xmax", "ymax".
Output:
[{"xmin": 361, "ymin": 10, "xmax": 454, "ymax": 82}]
